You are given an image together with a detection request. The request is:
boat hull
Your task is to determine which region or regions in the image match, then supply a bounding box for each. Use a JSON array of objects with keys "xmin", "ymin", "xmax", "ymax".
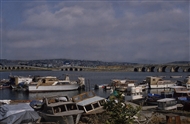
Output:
[
  {"xmin": 28, "ymin": 84, "xmax": 80, "ymax": 92},
  {"xmin": 150, "ymin": 84, "xmax": 175, "ymax": 89},
  {"xmin": 39, "ymin": 112, "xmax": 82, "ymax": 124}
]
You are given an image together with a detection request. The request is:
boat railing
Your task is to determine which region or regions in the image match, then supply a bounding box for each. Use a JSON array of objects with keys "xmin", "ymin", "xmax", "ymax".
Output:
[{"xmin": 72, "ymin": 91, "xmax": 96, "ymax": 102}]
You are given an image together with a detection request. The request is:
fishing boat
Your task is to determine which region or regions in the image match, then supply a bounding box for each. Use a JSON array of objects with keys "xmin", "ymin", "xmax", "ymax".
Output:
[
  {"xmin": 145, "ymin": 76, "xmax": 176, "ymax": 89},
  {"xmin": 28, "ymin": 75, "xmax": 85, "ymax": 92},
  {"xmin": 111, "ymin": 79, "xmax": 137, "ymax": 92},
  {"xmin": 9, "ymin": 75, "xmax": 33, "ymax": 86},
  {"xmin": 37, "ymin": 95, "xmax": 84, "ymax": 124},
  {"xmin": 146, "ymin": 91, "xmax": 174, "ymax": 105},
  {"xmin": 125, "ymin": 86, "xmax": 143, "ymax": 101},
  {"xmin": 9, "ymin": 75, "xmax": 33, "ymax": 91},
  {"xmin": 72, "ymin": 91, "xmax": 106, "ymax": 114},
  {"xmin": 169, "ymin": 86, "xmax": 190, "ymax": 98}
]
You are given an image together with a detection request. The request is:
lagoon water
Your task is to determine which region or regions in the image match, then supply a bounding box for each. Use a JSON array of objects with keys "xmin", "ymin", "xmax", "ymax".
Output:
[{"xmin": 0, "ymin": 71, "xmax": 189, "ymax": 100}]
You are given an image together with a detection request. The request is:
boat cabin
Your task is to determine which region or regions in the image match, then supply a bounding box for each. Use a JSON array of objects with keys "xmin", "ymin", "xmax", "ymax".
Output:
[
  {"xmin": 157, "ymin": 98, "xmax": 177, "ymax": 110},
  {"xmin": 72, "ymin": 91, "xmax": 106, "ymax": 114},
  {"xmin": 125, "ymin": 86, "xmax": 143, "ymax": 101},
  {"xmin": 39, "ymin": 95, "xmax": 84, "ymax": 124},
  {"xmin": 42, "ymin": 95, "xmax": 82, "ymax": 114},
  {"xmin": 145, "ymin": 76, "xmax": 175, "ymax": 89}
]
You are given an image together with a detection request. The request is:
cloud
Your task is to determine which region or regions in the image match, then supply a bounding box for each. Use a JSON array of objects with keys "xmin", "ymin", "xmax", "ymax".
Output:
[{"xmin": 1, "ymin": 1, "xmax": 189, "ymax": 63}]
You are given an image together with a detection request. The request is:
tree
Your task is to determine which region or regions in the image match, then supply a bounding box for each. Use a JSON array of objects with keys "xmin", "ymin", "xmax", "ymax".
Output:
[{"xmin": 104, "ymin": 91, "xmax": 141, "ymax": 124}]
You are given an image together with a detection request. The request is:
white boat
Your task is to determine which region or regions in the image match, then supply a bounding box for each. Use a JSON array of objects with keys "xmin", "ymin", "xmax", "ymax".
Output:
[
  {"xmin": 9, "ymin": 75, "xmax": 33, "ymax": 85},
  {"xmin": 145, "ymin": 76, "xmax": 176, "ymax": 89},
  {"xmin": 37, "ymin": 95, "xmax": 84, "ymax": 124},
  {"xmin": 157, "ymin": 98, "xmax": 177, "ymax": 110},
  {"xmin": 28, "ymin": 75, "xmax": 85, "ymax": 92},
  {"xmin": 125, "ymin": 86, "xmax": 144, "ymax": 101}
]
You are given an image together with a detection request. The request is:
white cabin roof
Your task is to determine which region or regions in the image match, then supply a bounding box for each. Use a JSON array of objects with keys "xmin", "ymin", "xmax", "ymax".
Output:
[
  {"xmin": 76, "ymin": 96, "xmax": 105, "ymax": 106},
  {"xmin": 157, "ymin": 98, "xmax": 175, "ymax": 102}
]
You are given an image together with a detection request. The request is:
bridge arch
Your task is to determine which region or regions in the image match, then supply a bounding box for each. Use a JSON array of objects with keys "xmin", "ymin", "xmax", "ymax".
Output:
[
  {"xmin": 134, "ymin": 68, "xmax": 138, "ymax": 72},
  {"xmin": 141, "ymin": 67, "xmax": 146, "ymax": 72}
]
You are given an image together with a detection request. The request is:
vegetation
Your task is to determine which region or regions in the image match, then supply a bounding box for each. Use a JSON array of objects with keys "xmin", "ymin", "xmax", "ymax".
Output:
[{"xmin": 103, "ymin": 91, "xmax": 141, "ymax": 124}]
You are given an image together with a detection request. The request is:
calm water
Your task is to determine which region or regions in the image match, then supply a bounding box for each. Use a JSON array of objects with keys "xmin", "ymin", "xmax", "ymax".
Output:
[{"xmin": 0, "ymin": 71, "xmax": 189, "ymax": 100}]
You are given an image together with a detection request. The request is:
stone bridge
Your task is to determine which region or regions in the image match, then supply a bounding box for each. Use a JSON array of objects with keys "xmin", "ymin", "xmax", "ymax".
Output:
[
  {"xmin": 133, "ymin": 64, "xmax": 190, "ymax": 72},
  {"xmin": 0, "ymin": 64, "xmax": 189, "ymax": 72},
  {"xmin": 0, "ymin": 65, "xmax": 50, "ymax": 71},
  {"xmin": 0, "ymin": 65, "xmax": 88, "ymax": 71}
]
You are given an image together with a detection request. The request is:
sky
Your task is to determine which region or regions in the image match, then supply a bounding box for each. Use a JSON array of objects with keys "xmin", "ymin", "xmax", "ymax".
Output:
[{"xmin": 0, "ymin": 0, "xmax": 189, "ymax": 64}]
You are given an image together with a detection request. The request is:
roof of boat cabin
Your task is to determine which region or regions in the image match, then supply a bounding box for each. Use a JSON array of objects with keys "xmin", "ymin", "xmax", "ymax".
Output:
[
  {"xmin": 76, "ymin": 96, "xmax": 105, "ymax": 106},
  {"xmin": 157, "ymin": 98, "xmax": 176, "ymax": 102},
  {"xmin": 47, "ymin": 101, "xmax": 75, "ymax": 107}
]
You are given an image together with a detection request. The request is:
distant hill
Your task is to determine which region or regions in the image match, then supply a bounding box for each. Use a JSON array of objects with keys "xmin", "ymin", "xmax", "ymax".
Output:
[{"xmin": 167, "ymin": 61, "xmax": 190, "ymax": 64}]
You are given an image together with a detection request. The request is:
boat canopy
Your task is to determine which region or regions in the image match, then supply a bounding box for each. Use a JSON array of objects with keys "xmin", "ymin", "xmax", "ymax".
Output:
[{"xmin": 0, "ymin": 103, "xmax": 40, "ymax": 124}]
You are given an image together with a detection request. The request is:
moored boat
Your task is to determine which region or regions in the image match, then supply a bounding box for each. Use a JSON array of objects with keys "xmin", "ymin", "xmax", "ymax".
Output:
[
  {"xmin": 125, "ymin": 86, "xmax": 143, "ymax": 101},
  {"xmin": 111, "ymin": 79, "xmax": 137, "ymax": 92},
  {"xmin": 37, "ymin": 95, "xmax": 84, "ymax": 124},
  {"xmin": 145, "ymin": 76, "xmax": 176, "ymax": 89},
  {"xmin": 28, "ymin": 75, "xmax": 85, "ymax": 92}
]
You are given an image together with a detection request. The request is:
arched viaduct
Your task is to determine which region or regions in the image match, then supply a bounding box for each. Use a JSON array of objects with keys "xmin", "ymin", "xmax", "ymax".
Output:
[
  {"xmin": 0, "ymin": 65, "xmax": 32, "ymax": 70},
  {"xmin": 60, "ymin": 67, "xmax": 83, "ymax": 71},
  {"xmin": 0, "ymin": 65, "xmax": 86, "ymax": 71},
  {"xmin": 0, "ymin": 64, "xmax": 189, "ymax": 72},
  {"xmin": 133, "ymin": 64, "xmax": 190, "ymax": 72}
]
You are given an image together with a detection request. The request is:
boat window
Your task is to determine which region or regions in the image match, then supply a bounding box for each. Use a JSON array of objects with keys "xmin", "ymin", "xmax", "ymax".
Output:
[
  {"xmin": 46, "ymin": 108, "xmax": 53, "ymax": 114},
  {"xmin": 57, "ymin": 82, "xmax": 70, "ymax": 85},
  {"xmin": 66, "ymin": 104, "xmax": 77, "ymax": 110},
  {"xmin": 42, "ymin": 79, "xmax": 46, "ymax": 83},
  {"xmin": 85, "ymin": 104, "xmax": 93, "ymax": 111},
  {"xmin": 93, "ymin": 103, "xmax": 99, "ymax": 109},
  {"xmin": 127, "ymin": 93, "xmax": 130, "ymax": 96},
  {"xmin": 158, "ymin": 102, "xmax": 165, "ymax": 108},
  {"xmin": 99, "ymin": 100, "xmax": 105, "ymax": 106},
  {"xmin": 53, "ymin": 106, "xmax": 62, "ymax": 113},
  {"xmin": 78, "ymin": 106, "xmax": 84, "ymax": 110}
]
